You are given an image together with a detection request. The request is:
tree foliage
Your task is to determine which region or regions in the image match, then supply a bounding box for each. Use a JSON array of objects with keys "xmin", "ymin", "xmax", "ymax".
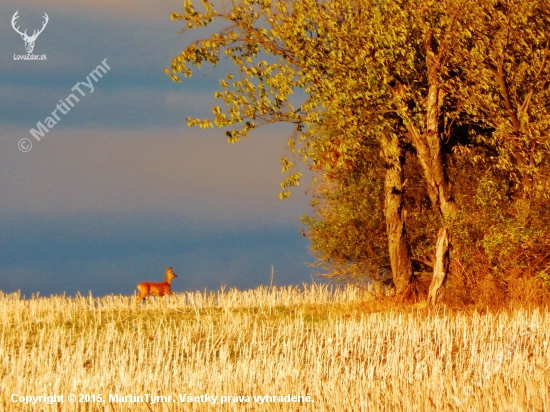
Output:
[{"xmin": 167, "ymin": 0, "xmax": 550, "ymax": 303}]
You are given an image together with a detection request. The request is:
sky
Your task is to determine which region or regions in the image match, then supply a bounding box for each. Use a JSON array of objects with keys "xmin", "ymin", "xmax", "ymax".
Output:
[{"xmin": 0, "ymin": 0, "xmax": 320, "ymax": 297}]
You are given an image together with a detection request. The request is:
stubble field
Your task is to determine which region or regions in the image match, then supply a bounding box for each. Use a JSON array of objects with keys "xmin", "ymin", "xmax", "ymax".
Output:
[{"xmin": 1, "ymin": 284, "xmax": 549, "ymax": 411}]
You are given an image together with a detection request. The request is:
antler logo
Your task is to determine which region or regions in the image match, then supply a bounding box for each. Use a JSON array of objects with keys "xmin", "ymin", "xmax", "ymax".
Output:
[{"xmin": 11, "ymin": 11, "xmax": 49, "ymax": 54}]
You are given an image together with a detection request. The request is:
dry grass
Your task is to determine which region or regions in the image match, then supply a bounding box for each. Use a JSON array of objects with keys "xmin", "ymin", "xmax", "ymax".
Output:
[{"xmin": 1, "ymin": 284, "xmax": 549, "ymax": 411}]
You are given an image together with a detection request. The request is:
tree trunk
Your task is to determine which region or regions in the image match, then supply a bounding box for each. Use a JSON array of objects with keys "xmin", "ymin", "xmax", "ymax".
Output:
[
  {"xmin": 379, "ymin": 135, "xmax": 414, "ymax": 298},
  {"xmin": 408, "ymin": 29, "xmax": 456, "ymax": 305},
  {"xmin": 403, "ymin": 115, "xmax": 455, "ymax": 305},
  {"xmin": 428, "ymin": 227, "xmax": 451, "ymax": 305}
]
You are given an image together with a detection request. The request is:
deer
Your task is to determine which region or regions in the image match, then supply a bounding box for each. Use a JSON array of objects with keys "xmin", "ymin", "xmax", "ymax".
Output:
[
  {"xmin": 11, "ymin": 11, "xmax": 49, "ymax": 54},
  {"xmin": 135, "ymin": 267, "xmax": 178, "ymax": 305}
]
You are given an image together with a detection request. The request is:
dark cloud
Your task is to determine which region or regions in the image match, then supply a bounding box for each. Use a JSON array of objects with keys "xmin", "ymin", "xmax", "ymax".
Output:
[
  {"xmin": 0, "ymin": 1, "xmax": 318, "ymax": 297},
  {"xmin": 0, "ymin": 211, "xmax": 314, "ymax": 297},
  {"xmin": 0, "ymin": 127, "xmax": 309, "ymax": 216},
  {"xmin": 1, "ymin": 1, "xmax": 231, "ymax": 128}
]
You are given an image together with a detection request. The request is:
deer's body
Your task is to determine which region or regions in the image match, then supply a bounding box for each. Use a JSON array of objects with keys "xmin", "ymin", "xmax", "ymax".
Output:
[{"xmin": 136, "ymin": 267, "xmax": 177, "ymax": 305}]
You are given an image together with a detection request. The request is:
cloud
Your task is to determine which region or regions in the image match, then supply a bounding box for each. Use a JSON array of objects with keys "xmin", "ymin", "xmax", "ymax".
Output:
[
  {"xmin": 0, "ymin": 0, "xmax": 319, "ymax": 297},
  {"xmin": 1, "ymin": 5, "xmax": 184, "ymax": 84},
  {"xmin": 6, "ymin": 0, "xmax": 235, "ymax": 21},
  {"xmin": 0, "ymin": 125, "xmax": 311, "ymax": 223},
  {"xmin": 1, "ymin": 2, "xmax": 239, "ymax": 129},
  {"xmin": 1, "ymin": 0, "xmax": 180, "ymax": 22},
  {"xmin": 0, "ymin": 211, "xmax": 313, "ymax": 297}
]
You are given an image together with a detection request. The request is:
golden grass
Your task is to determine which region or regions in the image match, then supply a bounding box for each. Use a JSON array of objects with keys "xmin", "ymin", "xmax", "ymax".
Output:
[{"xmin": 1, "ymin": 284, "xmax": 549, "ymax": 411}]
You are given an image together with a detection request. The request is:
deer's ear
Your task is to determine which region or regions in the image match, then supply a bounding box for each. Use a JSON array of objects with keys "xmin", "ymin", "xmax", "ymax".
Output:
[{"xmin": 20, "ymin": 34, "xmax": 25, "ymax": 40}]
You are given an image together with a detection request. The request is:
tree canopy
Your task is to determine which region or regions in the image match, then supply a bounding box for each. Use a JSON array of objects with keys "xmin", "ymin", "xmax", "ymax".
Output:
[{"xmin": 167, "ymin": 0, "xmax": 550, "ymax": 304}]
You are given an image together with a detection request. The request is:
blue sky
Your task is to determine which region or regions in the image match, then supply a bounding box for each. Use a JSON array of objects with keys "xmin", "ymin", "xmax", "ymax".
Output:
[{"xmin": 0, "ymin": 0, "xmax": 319, "ymax": 297}]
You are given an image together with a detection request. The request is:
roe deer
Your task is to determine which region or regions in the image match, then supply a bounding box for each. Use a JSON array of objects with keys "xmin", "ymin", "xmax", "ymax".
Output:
[{"xmin": 136, "ymin": 267, "xmax": 177, "ymax": 305}]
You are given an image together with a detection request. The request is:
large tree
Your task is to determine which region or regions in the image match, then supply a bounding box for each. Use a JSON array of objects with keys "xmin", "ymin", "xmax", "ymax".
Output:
[
  {"xmin": 166, "ymin": 0, "xmax": 550, "ymax": 302},
  {"xmin": 168, "ymin": 0, "xmax": 419, "ymax": 296}
]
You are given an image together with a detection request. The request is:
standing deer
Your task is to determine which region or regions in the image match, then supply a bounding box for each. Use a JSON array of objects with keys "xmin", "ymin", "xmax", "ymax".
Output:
[
  {"xmin": 11, "ymin": 11, "xmax": 49, "ymax": 54},
  {"xmin": 136, "ymin": 267, "xmax": 178, "ymax": 305}
]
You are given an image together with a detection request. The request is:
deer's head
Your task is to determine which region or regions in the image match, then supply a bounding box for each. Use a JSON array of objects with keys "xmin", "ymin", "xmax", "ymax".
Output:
[{"xmin": 12, "ymin": 11, "xmax": 49, "ymax": 54}]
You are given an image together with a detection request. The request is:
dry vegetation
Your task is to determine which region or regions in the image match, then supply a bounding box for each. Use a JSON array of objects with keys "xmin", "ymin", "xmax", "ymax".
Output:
[{"xmin": 1, "ymin": 284, "xmax": 549, "ymax": 411}]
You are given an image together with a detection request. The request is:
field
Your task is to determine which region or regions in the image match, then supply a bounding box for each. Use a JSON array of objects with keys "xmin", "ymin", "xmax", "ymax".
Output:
[{"xmin": 1, "ymin": 284, "xmax": 549, "ymax": 411}]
